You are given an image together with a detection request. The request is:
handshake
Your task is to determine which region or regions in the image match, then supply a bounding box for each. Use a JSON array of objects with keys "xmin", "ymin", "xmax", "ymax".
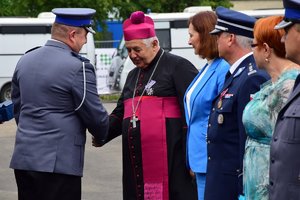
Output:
[
  {"xmin": 92, "ymin": 136, "xmax": 105, "ymax": 147},
  {"xmin": 0, "ymin": 100, "xmax": 14, "ymax": 123}
]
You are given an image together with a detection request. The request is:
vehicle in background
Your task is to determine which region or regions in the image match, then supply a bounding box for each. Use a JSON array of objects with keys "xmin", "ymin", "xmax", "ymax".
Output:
[
  {"xmin": 107, "ymin": 8, "xmax": 284, "ymax": 91},
  {"xmin": 0, "ymin": 13, "xmax": 95, "ymax": 102},
  {"xmin": 106, "ymin": 38, "xmax": 127, "ymax": 91}
]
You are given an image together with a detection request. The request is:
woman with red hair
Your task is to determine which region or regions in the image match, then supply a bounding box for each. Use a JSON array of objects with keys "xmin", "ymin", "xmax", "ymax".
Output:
[{"xmin": 242, "ymin": 16, "xmax": 300, "ymax": 200}]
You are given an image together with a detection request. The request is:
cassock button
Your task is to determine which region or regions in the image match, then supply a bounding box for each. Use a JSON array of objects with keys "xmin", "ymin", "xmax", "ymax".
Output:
[
  {"xmin": 271, "ymin": 159, "xmax": 275, "ymax": 163},
  {"xmin": 270, "ymin": 181, "xmax": 274, "ymax": 186},
  {"xmin": 208, "ymin": 156, "xmax": 211, "ymax": 160},
  {"xmin": 212, "ymin": 108, "xmax": 215, "ymax": 111},
  {"xmin": 274, "ymin": 137, "xmax": 278, "ymax": 142},
  {"xmin": 208, "ymin": 124, "xmax": 211, "ymax": 127},
  {"xmin": 131, "ymin": 145, "xmax": 134, "ymax": 149},
  {"xmin": 207, "ymin": 140, "xmax": 211, "ymax": 144}
]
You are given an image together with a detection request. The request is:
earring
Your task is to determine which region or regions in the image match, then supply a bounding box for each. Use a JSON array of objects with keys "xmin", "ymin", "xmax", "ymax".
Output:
[{"xmin": 265, "ymin": 58, "xmax": 269, "ymax": 63}]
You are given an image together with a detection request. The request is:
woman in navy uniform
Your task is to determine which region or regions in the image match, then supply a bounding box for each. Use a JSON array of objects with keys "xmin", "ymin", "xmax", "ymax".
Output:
[{"xmin": 205, "ymin": 7, "xmax": 270, "ymax": 200}]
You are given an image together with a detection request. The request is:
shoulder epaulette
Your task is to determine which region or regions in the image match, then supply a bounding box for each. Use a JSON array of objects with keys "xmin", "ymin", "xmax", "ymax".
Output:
[
  {"xmin": 247, "ymin": 62, "xmax": 257, "ymax": 76},
  {"xmin": 234, "ymin": 67, "xmax": 245, "ymax": 78},
  {"xmin": 71, "ymin": 52, "xmax": 90, "ymax": 62},
  {"xmin": 25, "ymin": 46, "xmax": 41, "ymax": 54}
]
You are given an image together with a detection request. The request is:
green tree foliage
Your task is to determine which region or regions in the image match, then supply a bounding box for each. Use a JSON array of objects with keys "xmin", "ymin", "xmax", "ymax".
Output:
[
  {"xmin": 112, "ymin": 0, "xmax": 232, "ymax": 19},
  {"xmin": 0, "ymin": 0, "xmax": 15, "ymax": 16},
  {"xmin": 0, "ymin": 0, "xmax": 115, "ymax": 40},
  {"xmin": 0, "ymin": 0, "xmax": 232, "ymax": 40},
  {"xmin": 0, "ymin": 0, "xmax": 232, "ymax": 19},
  {"xmin": 0, "ymin": 0, "xmax": 113, "ymax": 24}
]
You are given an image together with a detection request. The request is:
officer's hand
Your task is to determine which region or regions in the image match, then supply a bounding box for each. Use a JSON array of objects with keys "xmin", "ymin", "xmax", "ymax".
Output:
[{"xmin": 92, "ymin": 137, "xmax": 103, "ymax": 147}]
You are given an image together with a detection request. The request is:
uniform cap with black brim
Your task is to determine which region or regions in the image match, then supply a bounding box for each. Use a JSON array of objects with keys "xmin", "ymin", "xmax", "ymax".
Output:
[
  {"xmin": 209, "ymin": 6, "xmax": 256, "ymax": 38},
  {"xmin": 275, "ymin": 0, "xmax": 300, "ymax": 29},
  {"xmin": 52, "ymin": 8, "xmax": 96, "ymax": 34}
]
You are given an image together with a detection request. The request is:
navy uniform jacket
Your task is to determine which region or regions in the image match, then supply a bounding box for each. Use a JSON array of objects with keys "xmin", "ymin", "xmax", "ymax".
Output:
[
  {"xmin": 204, "ymin": 54, "xmax": 270, "ymax": 200},
  {"xmin": 10, "ymin": 40, "xmax": 109, "ymax": 176},
  {"xmin": 269, "ymin": 75, "xmax": 300, "ymax": 200}
]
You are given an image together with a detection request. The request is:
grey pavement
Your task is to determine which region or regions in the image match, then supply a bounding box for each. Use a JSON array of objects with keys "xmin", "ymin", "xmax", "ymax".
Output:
[{"xmin": 0, "ymin": 102, "xmax": 122, "ymax": 200}]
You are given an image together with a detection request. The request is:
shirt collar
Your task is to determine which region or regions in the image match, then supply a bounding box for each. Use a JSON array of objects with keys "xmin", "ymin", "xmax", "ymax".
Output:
[{"xmin": 229, "ymin": 52, "xmax": 253, "ymax": 74}]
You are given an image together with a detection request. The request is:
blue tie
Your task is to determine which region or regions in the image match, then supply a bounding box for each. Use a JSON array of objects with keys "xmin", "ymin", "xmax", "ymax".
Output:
[{"xmin": 225, "ymin": 71, "xmax": 231, "ymax": 81}]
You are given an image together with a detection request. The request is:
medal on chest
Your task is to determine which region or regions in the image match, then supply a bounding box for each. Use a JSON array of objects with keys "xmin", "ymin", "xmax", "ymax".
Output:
[
  {"xmin": 217, "ymin": 114, "xmax": 224, "ymax": 124},
  {"xmin": 218, "ymin": 88, "xmax": 228, "ymax": 109},
  {"xmin": 217, "ymin": 88, "xmax": 228, "ymax": 125}
]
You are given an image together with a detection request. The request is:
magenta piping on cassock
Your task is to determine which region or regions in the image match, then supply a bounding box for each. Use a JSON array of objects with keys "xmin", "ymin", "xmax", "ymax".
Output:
[{"xmin": 124, "ymin": 96, "xmax": 181, "ymax": 200}]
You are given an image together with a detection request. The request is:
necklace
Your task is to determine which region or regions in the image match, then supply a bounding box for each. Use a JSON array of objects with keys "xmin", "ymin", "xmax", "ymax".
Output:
[{"xmin": 130, "ymin": 50, "xmax": 165, "ymax": 128}]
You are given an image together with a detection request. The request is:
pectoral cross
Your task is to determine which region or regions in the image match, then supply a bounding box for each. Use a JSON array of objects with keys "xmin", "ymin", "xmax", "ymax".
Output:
[{"xmin": 130, "ymin": 114, "xmax": 139, "ymax": 128}]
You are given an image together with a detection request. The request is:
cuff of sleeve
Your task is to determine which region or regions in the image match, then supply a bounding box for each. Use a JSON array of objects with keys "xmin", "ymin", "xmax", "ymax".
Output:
[{"xmin": 238, "ymin": 195, "xmax": 245, "ymax": 200}]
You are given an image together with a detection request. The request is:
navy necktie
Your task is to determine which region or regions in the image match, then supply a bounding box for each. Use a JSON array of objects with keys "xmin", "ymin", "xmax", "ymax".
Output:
[{"xmin": 225, "ymin": 71, "xmax": 231, "ymax": 81}]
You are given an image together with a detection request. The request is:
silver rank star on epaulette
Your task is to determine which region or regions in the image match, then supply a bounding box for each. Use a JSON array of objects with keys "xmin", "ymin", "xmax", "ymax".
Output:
[{"xmin": 248, "ymin": 63, "xmax": 257, "ymax": 76}]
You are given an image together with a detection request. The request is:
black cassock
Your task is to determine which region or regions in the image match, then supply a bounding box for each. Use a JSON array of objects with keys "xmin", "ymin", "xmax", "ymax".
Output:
[{"xmin": 107, "ymin": 49, "xmax": 198, "ymax": 200}]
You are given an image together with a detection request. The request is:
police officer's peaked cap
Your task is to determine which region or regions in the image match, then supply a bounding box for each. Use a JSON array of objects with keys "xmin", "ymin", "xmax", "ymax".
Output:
[
  {"xmin": 210, "ymin": 6, "xmax": 257, "ymax": 38},
  {"xmin": 275, "ymin": 0, "xmax": 300, "ymax": 29},
  {"xmin": 52, "ymin": 8, "xmax": 96, "ymax": 34}
]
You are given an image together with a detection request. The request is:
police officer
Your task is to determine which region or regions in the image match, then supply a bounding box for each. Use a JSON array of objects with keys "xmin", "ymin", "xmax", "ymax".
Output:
[
  {"xmin": 204, "ymin": 7, "xmax": 270, "ymax": 200},
  {"xmin": 10, "ymin": 8, "xmax": 109, "ymax": 200},
  {"xmin": 274, "ymin": 0, "xmax": 300, "ymax": 65},
  {"xmin": 269, "ymin": 1, "xmax": 300, "ymax": 199}
]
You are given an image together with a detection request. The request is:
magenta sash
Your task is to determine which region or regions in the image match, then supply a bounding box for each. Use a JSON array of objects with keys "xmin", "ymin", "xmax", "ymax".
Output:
[{"xmin": 124, "ymin": 96, "xmax": 181, "ymax": 200}]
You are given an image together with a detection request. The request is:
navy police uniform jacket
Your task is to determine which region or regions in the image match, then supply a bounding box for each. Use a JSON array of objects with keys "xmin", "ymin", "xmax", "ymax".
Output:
[
  {"xmin": 204, "ymin": 54, "xmax": 269, "ymax": 200},
  {"xmin": 269, "ymin": 75, "xmax": 300, "ymax": 200},
  {"xmin": 10, "ymin": 40, "xmax": 109, "ymax": 177}
]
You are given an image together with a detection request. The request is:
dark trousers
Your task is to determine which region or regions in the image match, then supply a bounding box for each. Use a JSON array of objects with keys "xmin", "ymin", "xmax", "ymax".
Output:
[{"xmin": 14, "ymin": 169, "xmax": 81, "ymax": 200}]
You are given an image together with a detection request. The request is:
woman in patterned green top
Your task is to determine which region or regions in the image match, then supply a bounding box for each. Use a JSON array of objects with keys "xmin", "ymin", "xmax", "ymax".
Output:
[{"xmin": 242, "ymin": 16, "xmax": 300, "ymax": 200}]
